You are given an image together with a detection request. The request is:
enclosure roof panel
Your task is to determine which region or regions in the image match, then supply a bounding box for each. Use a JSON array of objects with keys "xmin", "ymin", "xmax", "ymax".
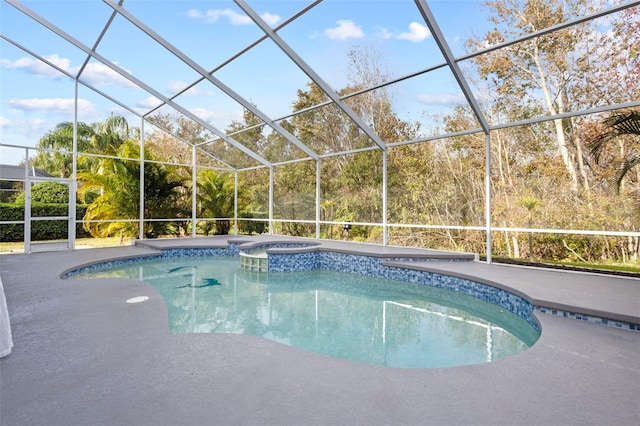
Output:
[{"xmin": 1, "ymin": 0, "xmax": 638, "ymax": 167}]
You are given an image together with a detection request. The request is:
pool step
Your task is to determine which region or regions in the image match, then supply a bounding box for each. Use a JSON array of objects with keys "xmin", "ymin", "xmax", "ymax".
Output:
[{"xmin": 239, "ymin": 250, "xmax": 268, "ymax": 272}]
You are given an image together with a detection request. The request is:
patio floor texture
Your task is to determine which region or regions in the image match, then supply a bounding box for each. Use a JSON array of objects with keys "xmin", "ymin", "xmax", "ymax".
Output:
[{"xmin": 1, "ymin": 237, "xmax": 639, "ymax": 426}]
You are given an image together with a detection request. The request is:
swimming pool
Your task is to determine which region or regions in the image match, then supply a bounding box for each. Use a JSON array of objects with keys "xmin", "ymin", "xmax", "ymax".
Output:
[{"xmin": 68, "ymin": 254, "xmax": 539, "ymax": 368}]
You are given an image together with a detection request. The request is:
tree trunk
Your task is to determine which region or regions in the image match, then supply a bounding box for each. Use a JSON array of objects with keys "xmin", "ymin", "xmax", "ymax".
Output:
[
  {"xmin": 533, "ymin": 43, "xmax": 580, "ymax": 192},
  {"xmin": 571, "ymin": 116, "xmax": 591, "ymax": 195}
]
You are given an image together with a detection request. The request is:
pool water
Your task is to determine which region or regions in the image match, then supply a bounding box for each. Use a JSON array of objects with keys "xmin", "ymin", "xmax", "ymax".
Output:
[{"xmin": 71, "ymin": 256, "xmax": 539, "ymax": 368}]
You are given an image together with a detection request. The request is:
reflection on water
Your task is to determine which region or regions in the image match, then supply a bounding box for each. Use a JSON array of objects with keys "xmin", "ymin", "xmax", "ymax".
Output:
[{"xmin": 72, "ymin": 256, "xmax": 539, "ymax": 368}]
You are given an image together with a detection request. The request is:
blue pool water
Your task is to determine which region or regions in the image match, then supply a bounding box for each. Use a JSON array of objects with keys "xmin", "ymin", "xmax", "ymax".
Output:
[{"xmin": 70, "ymin": 256, "xmax": 539, "ymax": 368}]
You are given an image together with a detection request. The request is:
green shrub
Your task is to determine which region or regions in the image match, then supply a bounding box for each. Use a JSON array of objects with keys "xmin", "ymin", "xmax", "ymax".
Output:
[
  {"xmin": 239, "ymin": 212, "xmax": 267, "ymax": 235},
  {"xmin": 0, "ymin": 203, "xmax": 90, "ymax": 242},
  {"xmin": 15, "ymin": 182, "xmax": 73, "ymax": 204}
]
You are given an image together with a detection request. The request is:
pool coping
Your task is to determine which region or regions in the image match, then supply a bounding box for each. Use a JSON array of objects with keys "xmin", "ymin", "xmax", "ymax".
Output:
[
  {"xmin": 1, "ymin": 236, "xmax": 639, "ymax": 425},
  {"xmin": 383, "ymin": 260, "xmax": 640, "ymax": 327},
  {"xmin": 69, "ymin": 235, "xmax": 638, "ymax": 328},
  {"xmin": 61, "ymin": 237, "xmax": 535, "ymax": 328}
]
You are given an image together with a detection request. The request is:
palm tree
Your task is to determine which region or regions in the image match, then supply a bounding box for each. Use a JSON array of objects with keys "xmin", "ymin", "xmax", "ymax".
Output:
[
  {"xmin": 197, "ymin": 170, "xmax": 236, "ymax": 235},
  {"xmin": 31, "ymin": 121, "xmax": 95, "ymax": 178},
  {"xmin": 589, "ymin": 110, "xmax": 640, "ymax": 193},
  {"xmin": 91, "ymin": 114, "xmax": 131, "ymax": 152},
  {"xmin": 78, "ymin": 141, "xmax": 186, "ymax": 238},
  {"xmin": 31, "ymin": 115, "xmax": 132, "ymax": 178},
  {"xmin": 77, "ymin": 143, "xmax": 139, "ymax": 238}
]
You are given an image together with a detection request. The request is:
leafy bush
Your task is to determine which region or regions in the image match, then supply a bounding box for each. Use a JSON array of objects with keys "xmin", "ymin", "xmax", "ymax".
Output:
[
  {"xmin": 0, "ymin": 203, "xmax": 90, "ymax": 242},
  {"xmin": 238, "ymin": 212, "xmax": 267, "ymax": 235},
  {"xmin": 15, "ymin": 182, "xmax": 72, "ymax": 204}
]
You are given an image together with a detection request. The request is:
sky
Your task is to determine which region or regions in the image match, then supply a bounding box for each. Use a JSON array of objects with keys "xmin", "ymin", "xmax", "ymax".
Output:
[{"xmin": 0, "ymin": 0, "xmax": 499, "ymax": 166}]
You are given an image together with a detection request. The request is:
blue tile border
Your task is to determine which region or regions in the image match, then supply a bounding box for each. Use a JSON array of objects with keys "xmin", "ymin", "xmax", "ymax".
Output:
[
  {"xmin": 162, "ymin": 245, "xmax": 240, "ymax": 258},
  {"xmin": 242, "ymin": 242, "xmax": 318, "ymax": 253},
  {"xmin": 64, "ymin": 246, "xmax": 539, "ymax": 334},
  {"xmin": 534, "ymin": 306, "xmax": 638, "ymax": 331},
  {"xmin": 61, "ymin": 246, "xmax": 240, "ymax": 278},
  {"xmin": 268, "ymin": 250, "xmax": 539, "ymax": 332},
  {"xmin": 61, "ymin": 255, "xmax": 164, "ymax": 278},
  {"xmin": 62, "ymin": 245, "xmax": 637, "ymax": 333}
]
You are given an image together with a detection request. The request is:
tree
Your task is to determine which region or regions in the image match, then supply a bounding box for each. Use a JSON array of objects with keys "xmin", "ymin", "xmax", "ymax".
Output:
[
  {"xmin": 589, "ymin": 110, "xmax": 640, "ymax": 192},
  {"xmin": 279, "ymin": 45, "xmax": 419, "ymax": 240},
  {"xmin": 31, "ymin": 121, "xmax": 94, "ymax": 178},
  {"xmin": 145, "ymin": 112, "xmax": 214, "ymax": 167},
  {"xmin": 273, "ymin": 160, "xmax": 316, "ymax": 236},
  {"xmin": 448, "ymin": 0, "xmax": 640, "ymax": 263},
  {"xmin": 78, "ymin": 140, "xmax": 187, "ymax": 238},
  {"xmin": 31, "ymin": 115, "xmax": 133, "ymax": 178},
  {"xmin": 15, "ymin": 181, "xmax": 70, "ymax": 204},
  {"xmin": 344, "ymin": 44, "xmax": 420, "ymax": 144},
  {"xmin": 197, "ymin": 169, "xmax": 237, "ymax": 235},
  {"xmin": 465, "ymin": 0, "xmax": 637, "ymax": 193}
]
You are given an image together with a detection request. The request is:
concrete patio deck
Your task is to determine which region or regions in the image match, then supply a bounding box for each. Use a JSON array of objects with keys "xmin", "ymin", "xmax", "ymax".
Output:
[{"xmin": 1, "ymin": 236, "xmax": 639, "ymax": 425}]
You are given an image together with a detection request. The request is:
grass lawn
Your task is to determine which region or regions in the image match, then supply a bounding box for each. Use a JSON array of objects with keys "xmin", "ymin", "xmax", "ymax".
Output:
[
  {"xmin": 2, "ymin": 238, "xmax": 639, "ymax": 276},
  {"xmin": 0, "ymin": 237, "xmax": 134, "ymax": 253},
  {"xmin": 483, "ymin": 256, "xmax": 640, "ymax": 276}
]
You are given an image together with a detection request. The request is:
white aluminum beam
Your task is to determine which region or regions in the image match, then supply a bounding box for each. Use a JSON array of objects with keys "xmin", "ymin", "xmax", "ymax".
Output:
[
  {"xmin": 76, "ymin": 0, "xmax": 123, "ymax": 79},
  {"xmin": 0, "ymin": 34, "xmax": 142, "ymax": 118},
  {"xmin": 316, "ymin": 159, "xmax": 321, "ymax": 239},
  {"xmin": 234, "ymin": 172, "xmax": 239, "ymax": 235},
  {"xmin": 484, "ymin": 133, "xmax": 492, "ymax": 264},
  {"xmin": 269, "ymin": 167, "xmax": 274, "ymax": 234},
  {"xmin": 489, "ymin": 101, "xmax": 640, "ymax": 131},
  {"xmin": 147, "ymin": 0, "xmax": 323, "ymax": 116},
  {"xmin": 5, "ymin": 0, "xmax": 270, "ymax": 168},
  {"xmin": 144, "ymin": 119, "xmax": 237, "ymax": 171},
  {"xmin": 139, "ymin": 118, "xmax": 145, "ymax": 240},
  {"xmin": 104, "ymin": 0, "xmax": 319, "ymax": 161},
  {"xmin": 69, "ymin": 80, "xmax": 79, "ymax": 250},
  {"xmin": 234, "ymin": 0, "xmax": 388, "ymax": 151},
  {"xmin": 382, "ymin": 150, "xmax": 388, "ymax": 246},
  {"xmin": 191, "ymin": 145, "xmax": 197, "ymax": 238},
  {"xmin": 24, "ymin": 158, "xmax": 31, "ymax": 253},
  {"xmin": 456, "ymin": 0, "xmax": 640, "ymax": 64},
  {"xmin": 413, "ymin": 0, "xmax": 490, "ymax": 134},
  {"xmin": 389, "ymin": 100, "xmax": 640, "ymax": 148}
]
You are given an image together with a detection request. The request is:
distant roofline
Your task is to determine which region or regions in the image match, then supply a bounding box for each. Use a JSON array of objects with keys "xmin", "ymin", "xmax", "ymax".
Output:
[{"xmin": 0, "ymin": 164, "xmax": 54, "ymax": 181}]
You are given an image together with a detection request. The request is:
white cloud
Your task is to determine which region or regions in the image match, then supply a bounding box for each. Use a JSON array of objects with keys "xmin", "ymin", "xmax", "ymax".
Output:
[
  {"xmin": 1, "ymin": 55, "xmax": 138, "ymax": 89},
  {"xmin": 372, "ymin": 23, "xmax": 430, "ymax": 43},
  {"xmin": 166, "ymin": 81, "xmax": 210, "ymax": 96},
  {"xmin": 0, "ymin": 55, "xmax": 69, "ymax": 79},
  {"xmin": 324, "ymin": 20, "xmax": 365, "ymax": 40},
  {"xmin": 0, "ymin": 117, "xmax": 51, "ymax": 160},
  {"xmin": 188, "ymin": 107, "xmax": 243, "ymax": 127},
  {"xmin": 137, "ymin": 97, "xmax": 164, "ymax": 109},
  {"xmin": 187, "ymin": 8, "xmax": 280, "ymax": 26},
  {"xmin": 80, "ymin": 62, "xmax": 138, "ymax": 88},
  {"xmin": 8, "ymin": 98, "xmax": 94, "ymax": 114},
  {"xmin": 187, "ymin": 9, "xmax": 205, "ymax": 19},
  {"xmin": 2, "ymin": 117, "xmax": 48, "ymax": 131},
  {"xmin": 417, "ymin": 94, "xmax": 465, "ymax": 106},
  {"xmin": 376, "ymin": 27, "xmax": 394, "ymax": 40},
  {"xmin": 190, "ymin": 107, "xmax": 226, "ymax": 123},
  {"xmin": 396, "ymin": 22, "xmax": 430, "ymax": 43},
  {"xmin": 259, "ymin": 12, "xmax": 281, "ymax": 26},
  {"xmin": 41, "ymin": 54, "xmax": 73, "ymax": 72},
  {"xmin": 213, "ymin": 9, "xmax": 251, "ymax": 25},
  {"xmin": 478, "ymin": 39, "xmax": 493, "ymax": 49},
  {"xmin": 167, "ymin": 80, "xmax": 191, "ymax": 94}
]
